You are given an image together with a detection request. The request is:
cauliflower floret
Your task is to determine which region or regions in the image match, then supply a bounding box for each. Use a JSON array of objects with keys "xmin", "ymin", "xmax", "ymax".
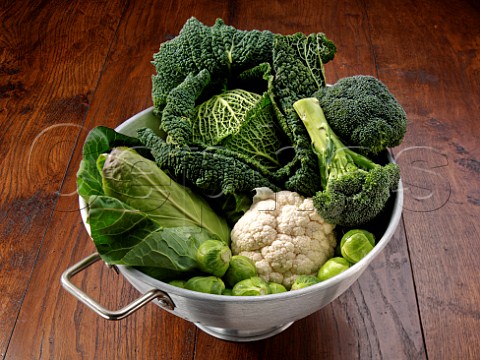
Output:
[{"xmin": 231, "ymin": 188, "xmax": 337, "ymax": 288}]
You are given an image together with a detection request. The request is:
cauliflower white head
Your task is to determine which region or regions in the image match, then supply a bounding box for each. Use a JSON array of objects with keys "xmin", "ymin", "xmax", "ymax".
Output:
[{"xmin": 231, "ymin": 188, "xmax": 337, "ymax": 288}]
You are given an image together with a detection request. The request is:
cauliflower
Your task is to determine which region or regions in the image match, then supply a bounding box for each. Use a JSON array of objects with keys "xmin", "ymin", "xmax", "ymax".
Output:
[{"xmin": 231, "ymin": 188, "xmax": 337, "ymax": 288}]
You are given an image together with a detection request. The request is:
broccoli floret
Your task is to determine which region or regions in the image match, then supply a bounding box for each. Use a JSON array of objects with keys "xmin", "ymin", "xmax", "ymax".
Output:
[
  {"xmin": 315, "ymin": 75, "xmax": 407, "ymax": 155},
  {"xmin": 293, "ymin": 97, "xmax": 400, "ymax": 227}
]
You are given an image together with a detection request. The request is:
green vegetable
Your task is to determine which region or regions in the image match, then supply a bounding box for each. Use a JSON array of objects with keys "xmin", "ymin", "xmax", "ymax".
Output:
[
  {"xmin": 77, "ymin": 133, "xmax": 232, "ymax": 278},
  {"xmin": 100, "ymin": 147, "xmax": 229, "ymax": 242},
  {"xmin": 293, "ymin": 97, "xmax": 400, "ymax": 227},
  {"xmin": 196, "ymin": 239, "xmax": 232, "ymax": 277},
  {"xmin": 88, "ymin": 196, "xmax": 213, "ymax": 271},
  {"xmin": 137, "ymin": 128, "xmax": 281, "ymax": 196},
  {"xmin": 160, "ymin": 74, "xmax": 285, "ymax": 172},
  {"xmin": 153, "ymin": 29, "xmax": 285, "ymax": 174},
  {"xmin": 213, "ymin": 92, "xmax": 284, "ymax": 171},
  {"xmin": 222, "ymin": 288, "xmax": 233, "ymax": 296},
  {"xmin": 340, "ymin": 229, "xmax": 375, "ymax": 264},
  {"xmin": 268, "ymin": 282, "xmax": 287, "ymax": 294},
  {"xmin": 185, "ymin": 276, "xmax": 225, "ymax": 295},
  {"xmin": 290, "ymin": 275, "xmax": 320, "ymax": 290},
  {"xmin": 232, "ymin": 276, "xmax": 271, "ymax": 296},
  {"xmin": 193, "ymin": 89, "xmax": 262, "ymax": 145},
  {"xmin": 317, "ymin": 257, "xmax": 350, "ymax": 281},
  {"xmin": 168, "ymin": 280, "xmax": 186, "ymax": 288},
  {"xmin": 316, "ymin": 75, "xmax": 407, "ymax": 156},
  {"xmin": 151, "ymin": 17, "xmax": 275, "ymax": 114},
  {"xmin": 77, "ymin": 126, "xmax": 146, "ymax": 198},
  {"xmin": 224, "ymin": 255, "xmax": 257, "ymax": 287},
  {"xmin": 147, "ymin": 17, "xmax": 338, "ymax": 212},
  {"xmin": 269, "ymin": 32, "xmax": 336, "ymax": 195}
]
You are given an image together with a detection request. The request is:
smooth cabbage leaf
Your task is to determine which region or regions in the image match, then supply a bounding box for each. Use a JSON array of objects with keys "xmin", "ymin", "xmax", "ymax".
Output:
[
  {"xmin": 77, "ymin": 131, "xmax": 232, "ymax": 278},
  {"xmin": 76, "ymin": 126, "xmax": 143, "ymax": 198},
  {"xmin": 88, "ymin": 194, "xmax": 212, "ymax": 271},
  {"xmin": 100, "ymin": 147, "xmax": 230, "ymax": 243}
]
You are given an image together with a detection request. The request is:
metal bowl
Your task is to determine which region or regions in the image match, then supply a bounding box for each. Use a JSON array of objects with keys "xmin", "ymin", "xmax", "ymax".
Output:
[{"xmin": 62, "ymin": 107, "xmax": 404, "ymax": 342}]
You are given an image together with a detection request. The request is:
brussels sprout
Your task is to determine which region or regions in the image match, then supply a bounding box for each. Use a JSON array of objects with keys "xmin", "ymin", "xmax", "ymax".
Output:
[
  {"xmin": 290, "ymin": 275, "xmax": 320, "ymax": 290},
  {"xmin": 340, "ymin": 229, "xmax": 375, "ymax": 264},
  {"xmin": 222, "ymin": 288, "xmax": 233, "ymax": 296},
  {"xmin": 224, "ymin": 255, "xmax": 257, "ymax": 287},
  {"xmin": 317, "ymin": 257, "xmax": 350, "ymax": 281},
  {"xmin": 185, "ymin": 276, "xmax": 225, "ymax": 295},
  {"xmin": 196, "ymin": 239, "xmax": 232, "ymax": 277},
  {"xmin": 232, "ymin": 276, "xmax": 271, "ymax": 296},
  {"xmin": 268, "ymin": 282, "xmax": 287, "ymax": 294},
  {"xmin": 168, "ymin": 280, "xmax": 187, "ymax": 288}
]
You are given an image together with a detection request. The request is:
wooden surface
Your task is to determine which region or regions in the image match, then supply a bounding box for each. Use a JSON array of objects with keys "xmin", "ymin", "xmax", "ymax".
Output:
[{"xmin": 1, "ymin": 0, "xmax": 479, "ymax": 358}]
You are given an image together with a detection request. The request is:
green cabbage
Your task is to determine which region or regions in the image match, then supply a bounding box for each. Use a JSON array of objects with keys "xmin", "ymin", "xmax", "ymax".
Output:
[
  {"xmin": 77, "ymin": 127, "xmax": 230, "ymax": 277},
  {"xmin": 99, "ymin": 147, "xmax": 229, "ymax": 241},
  {"xmin": 192, "ymin": 89, "xmax": 262, "ymax": 145},
  {"xmin": 193, "ymin": 89, "xmax": 283, "ymax": 170},
  {"xmin": 149, "ymin": 18, "xmax": 337, "ymax": 202}
]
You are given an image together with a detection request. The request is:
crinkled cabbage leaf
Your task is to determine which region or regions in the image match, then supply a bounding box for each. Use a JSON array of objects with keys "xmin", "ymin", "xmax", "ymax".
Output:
[{"xmin": 150, "ymin": 17, "xmax": 337, "ymax": 198}]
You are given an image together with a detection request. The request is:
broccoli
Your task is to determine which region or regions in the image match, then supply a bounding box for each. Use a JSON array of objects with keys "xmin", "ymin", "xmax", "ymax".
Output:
[
  {"xmin": 315, "ymin": 75, "xmax": 407, "ymax": 155},
  {"xmin": 293, "ymin": 97, "xmax": 400, "ymax": 227}
]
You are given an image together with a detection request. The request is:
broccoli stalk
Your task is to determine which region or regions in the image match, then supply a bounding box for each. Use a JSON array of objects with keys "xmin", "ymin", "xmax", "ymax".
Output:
[{"xmin": 293, "ymin": 97, "xmax": 400, "ymax": 227}]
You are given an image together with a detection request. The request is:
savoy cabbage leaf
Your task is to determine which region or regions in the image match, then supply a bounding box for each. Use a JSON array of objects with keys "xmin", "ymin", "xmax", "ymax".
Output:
[
  {"xmin": 137, "ymin": 127, "xmax": 281, "ymax": 196},
  {"xmin": 193, "ymin": 89, "xmax": 262, "ymax": 145},
  {"xmin": 267, "ymin": 32, "xmax": 337, "ymax": 195},
  {"xmin": 149, "ymin": 18, "xmax": 337, "ymax": 198},
  {"xmin": 151, "ymin": 17, "xmax": 274, "ymax": 114}
]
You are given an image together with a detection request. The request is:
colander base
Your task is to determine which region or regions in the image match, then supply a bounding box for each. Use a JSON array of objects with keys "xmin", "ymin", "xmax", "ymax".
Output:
[{"xmin": 195, "ymin": 321, "xmax": 294, "ymax": 342}]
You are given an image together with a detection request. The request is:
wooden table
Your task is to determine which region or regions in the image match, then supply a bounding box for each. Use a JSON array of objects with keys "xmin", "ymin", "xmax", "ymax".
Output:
[{"xmin": 1, "ymin": 0, "xmax": 479, "ymax": 358}]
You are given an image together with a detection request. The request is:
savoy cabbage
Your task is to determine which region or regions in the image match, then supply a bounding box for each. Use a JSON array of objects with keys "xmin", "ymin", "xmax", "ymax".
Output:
[{"xmin": 148, "ymin": 17, "xmax": 337, "ymax": 207}]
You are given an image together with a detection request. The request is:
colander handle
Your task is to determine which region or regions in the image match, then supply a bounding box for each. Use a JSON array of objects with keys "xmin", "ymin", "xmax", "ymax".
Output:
[{"xmin": 61, "ymin": 252, "xmax": 174, "ymax": 320}]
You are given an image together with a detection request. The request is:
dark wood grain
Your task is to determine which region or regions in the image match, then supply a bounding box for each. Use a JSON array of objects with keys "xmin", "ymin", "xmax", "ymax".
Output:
[
  {"xmin": 0, "ymin": 0, "xmax": 126, "ymax": 357},
  {"xmin": 1, "ymin": 0, "xmax": 479, "ymax": 359},
  {"xmin": 362, "ymin": 0, "xmax": 480, "ymax": 358},
  {"xmin": 4, "ymin": 1, "xmax": 227, "ymax": 359}
]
